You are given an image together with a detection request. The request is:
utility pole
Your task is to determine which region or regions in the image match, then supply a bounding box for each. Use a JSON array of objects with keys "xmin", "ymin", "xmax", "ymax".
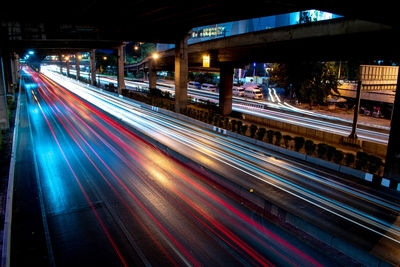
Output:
[{"xmin": 349, "ymin": 80, "xmax": 362, "ymax": 139}]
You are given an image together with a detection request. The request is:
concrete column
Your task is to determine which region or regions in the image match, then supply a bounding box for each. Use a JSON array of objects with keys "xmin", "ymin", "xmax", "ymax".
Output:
[
  {"xmin": 58, "ymin": 54, "xmax": 63, "ymax": 74},
  {"xmin": 219, "ymin": 62, "xmax": 234, "ymax": 115},
  {"xmin": 174, "ymin": 34, "xmax": 189, "ymax": 113},
  {"xmin": 75, "ymin": 54, "xmax": 80, "ymax": 80},
  {"xmin": 384, "ymin": 68, "xmax": 400, "ymax": 184},
  {"xmin": 143, "ymin": 68, "xmax": 148, "ymax": 81},
  {"xmin": 0, "ymin": 56, "xmax": 9, "ymax": 129},
  {"xmin": 349, "ymin": 80, "xmax": 362, "ymax": 138},
  {"xmin": 90, "ymin": 49, "xmax": 97, "ymax": 86},
  {"xmin": 149, "ymin": 61, "xmax": 157, "ymax": 90},
  {"xmin": 117, "ymin": 44, "xmax": 125, "ymax": 95},
  {"xmin": 66, "ymin": 60, "xmax": 70, "ymax": 77}
]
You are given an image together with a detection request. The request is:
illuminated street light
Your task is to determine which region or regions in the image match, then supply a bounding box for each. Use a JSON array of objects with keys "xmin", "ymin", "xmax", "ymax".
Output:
[
  {"xmin": 152, "ymin": 53, "xmax": 159, "ymax": 60},
  {"xmin": 103, "ymin": 56, "xmax": 107, "ymax": 60},
  {"xmin": 134, "ymin": 45, "xmax": 139, "ymax": 50},
  {"xmin": 28, "ymin": 50, "xmax": 34, "ymax": 55},
  {"xmin": 78, "ymin": 55, "xmax": 82, "ymax": 59},
  {"xmin": 65, "ymin": 56, "xmax": 70, "ymax": 61}
]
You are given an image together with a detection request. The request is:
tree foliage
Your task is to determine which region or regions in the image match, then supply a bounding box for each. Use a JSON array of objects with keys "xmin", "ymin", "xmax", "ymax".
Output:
[{"xmin": 269, "ymin": 61, "xmax": 339, "ymax": 108}]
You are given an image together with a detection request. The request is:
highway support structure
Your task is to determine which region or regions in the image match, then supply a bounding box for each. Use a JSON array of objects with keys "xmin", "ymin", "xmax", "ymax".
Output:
[
  {"xmin": 90, "ymin": 49, "xmax": 96, "ymax": 87},
  {"xmin": 384, "ymin": 67, "xmax": 400, "ymax": 186},
  {"xmin": 65, "ymin": 60, "xmax": 70, "ymax": 78},
  {"xmin": 117, "ymin": 44, "xmax": 125, "ymax": 95},
  {"xmin": 75, "ymin": 53, "xmax": 80, "ymax": 81},
  {"xmin": 219, "ymin": 62, "xmax": 234, "ymax": 116},
  {"xmin": 174, "ymin": 33, "xmax": 190, "ymax": 113},
  {"xmin": 148, "ymin": 59, "xmax": 157, "ymax": 92}
]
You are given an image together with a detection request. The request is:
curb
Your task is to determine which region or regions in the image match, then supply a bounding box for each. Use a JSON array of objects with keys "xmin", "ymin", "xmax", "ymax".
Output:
[{"xmin": 1, "ymin": 79, "xmax": 21, "ymax": 267}]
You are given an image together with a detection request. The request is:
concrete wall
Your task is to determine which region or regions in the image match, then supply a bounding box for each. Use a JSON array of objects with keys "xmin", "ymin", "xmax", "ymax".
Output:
[{"xmin": 243, "ymin": 113, "xmax": 387, "ymax": 158}]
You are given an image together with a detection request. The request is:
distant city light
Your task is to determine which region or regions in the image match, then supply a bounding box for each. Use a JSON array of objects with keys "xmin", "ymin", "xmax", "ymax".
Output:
[
  {"xmin": 152, "ymin": 53, "xmax": 159, "ymax": 60},
  {"xmin": 28, "ymin": 50, "xmax": 34, "ymax": 55}
]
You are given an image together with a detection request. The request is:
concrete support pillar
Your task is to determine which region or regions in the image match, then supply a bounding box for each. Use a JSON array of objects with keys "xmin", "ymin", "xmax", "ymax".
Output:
[
  {"xmin": 0, "ymin": 56, "xmax": 9, "ymax": 129},
  {"xmin": 117, "ymin": 44, "xmax": 125, "ymax": 95},
  {"xmin": 143, "ymin": 69, "xmax": 148, "ymax": 81},
  {"xmin": 58, "ymin": 54, "xmax": 63, "ymax": 74},
  {"xmin": 90, "ymin": 50, "xmax": 97, "ymax": 86},
  {"xmin": 384, "ymin": 68, "xmax": 400, "ymax": 184},
  {"xmin": 149, "ymin": 61, "xmax": 157, "ymax": 90},
  {"xmin": 219, "ymin": 63, "xmax": 234, "ymax": 115},
  {"xmin": 349, "ymin": 80, "xmax": 362, "ymax": 138},
  {"xmin": 75, "ymin": 54, "xmax": 80, "ymax": 80},
  {"xmin": 174, "ymin": 34, "xmax": 189, "ymax": 113},
  {"xmin": 66, "ymin": 60, "xmax": 70, "ymax": 77}
]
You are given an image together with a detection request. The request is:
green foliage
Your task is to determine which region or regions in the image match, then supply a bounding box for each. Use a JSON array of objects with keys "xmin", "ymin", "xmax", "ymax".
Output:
[
  {"xmin": 256, "ymin": 127, "xmax": 266, "ymax": 140},
  {"xmin": 317, "ymin": 143, "xmax": 328, "ymax": 159},
  {"xmin": 269, "ymin": 61, "xmax": 339, "ymax": 107},
  {"xmin": 356, "ymin": 151, "xmax": 369, "ymax": 170},
  {"xmin": 240, "ymin": 124, "xmax": 248, "ymax": 136},
  {"xmin": 236, "ymin": 121, "xmax": 243, "ymax": 133},
  {"xmin": 266, "ymin": 130, "xmax": 274, "ymax": 144},
  {"xmin": 223, "ymin": 117, "xmax": 229, "ymax": 129},
  {"xmin": 231, "ymin": 120, "xmax": 237, "ymax": 132},
  {"xmin": 294, "ymin": 136, "xmax": 305, "ymax": 152},
  {"xmin": 274, "ymin": 131, "xmax": 282, "ymax": 146},
  {"xmin": 250, "ymin": 124, "xmax": 258, "ymax": 138},
  {"xmin": 283, "ymin": 135, "xmax": 292, "ymax": 148},
  {"xmin": 304, "ymin": 140, "xmax": 316, "ymax": 155},
  {"xmin": 344, "ymin": 153, "xmax": 355, "ymax": 166},
  {"xmin": 333, "ymin": 150, "xmax": 344, "ymax": 164},
  {"xmin": 326, "ymin": 145, "xmax": 336, "ymax": 161},
  {"xmin": 368, "ymin": 155, "xmax": 383, "ymax": 174}
]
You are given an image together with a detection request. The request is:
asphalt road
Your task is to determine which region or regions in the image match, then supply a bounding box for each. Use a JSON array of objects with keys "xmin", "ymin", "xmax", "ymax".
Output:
[{"xmin": 12, "ymin": 66, "xmax": 400, "ymax": 266}]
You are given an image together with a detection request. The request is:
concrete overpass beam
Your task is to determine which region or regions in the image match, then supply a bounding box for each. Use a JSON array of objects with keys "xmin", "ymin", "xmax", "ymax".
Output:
[
  {"xmin": 384, "ymin": 67, "xmax": 400, "ymax": 184},
  {"xmin": 174, "ymin": 34, "xmax": 189, "ymax": 113},
  {"xmin": 90, "ymin": 49, "xmax": 97, "ymax": 86},
  {"xmin": 117, "ymin": 44, "xmax": 125, "ymax": 95},
  {"xmin": 219, "ymin": 62, "xmax": 234, "ymax": 115}
]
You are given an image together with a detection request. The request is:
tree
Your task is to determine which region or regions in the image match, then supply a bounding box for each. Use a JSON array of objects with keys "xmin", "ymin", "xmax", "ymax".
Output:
[
  {"xmin": 304, "ymin": 140, "xmax": 316, "ymax": 155},
  {"xmin": 294, "ymin": 136, "xmax": 305, "ymax": 152},
  {"xmin": 269, "ymin": 61, "xmax": 339, "ymax": 108}
]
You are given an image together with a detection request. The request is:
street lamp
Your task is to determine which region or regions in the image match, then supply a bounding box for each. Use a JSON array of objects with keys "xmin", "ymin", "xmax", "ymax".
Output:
[{"xmin": 152, "ymin": 53, "xmax": 159, "ymax": 60}]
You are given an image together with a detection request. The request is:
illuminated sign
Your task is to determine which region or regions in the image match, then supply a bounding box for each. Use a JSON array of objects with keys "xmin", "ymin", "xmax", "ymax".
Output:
[
  {"xmin": 192, "ymin": 26, "xmax": 226, "ymax": 38},
  {"xmin": 203, "ymin": 55, "xmax": 210, "ymax": 68}
]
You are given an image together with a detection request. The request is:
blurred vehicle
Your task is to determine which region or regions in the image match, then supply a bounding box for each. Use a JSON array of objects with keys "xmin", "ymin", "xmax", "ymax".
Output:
[
  {"xmin": 188, "ymin": 81, "xmax": 201, "ymax": 89},
  {"xmin": 372, "ymin": 107, "xmax": 384, "ymax": 118},
  {"xmin": 233, "ymin": 86, "xmax": 245, "ymax": 96},
  {"xmin": 244, "ymin": 87, "xmax": 263, "ymax": 100},
  {"xmin": 360, "ymin": 107, "xmax": 371, "ymax": 116},
  {"xmin": 201, "ymin": 83, "xmax": 217, "ymax": 92}
]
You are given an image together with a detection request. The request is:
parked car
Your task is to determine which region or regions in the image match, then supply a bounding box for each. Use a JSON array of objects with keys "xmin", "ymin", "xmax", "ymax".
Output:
[
  {"xmin": 233, "ymin": 86, "xmax": 245, "ymax": 96},
  {"xmin": 201, "ymin": 83, "xmax": 217, "ymax": 92},
  {"xmin": 188, "ymin": 81, "xmax": 201, "ymax": 89},
  {"xmin": 244, "ymin": 87, "xmax": 263, "ymax": 100}
]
